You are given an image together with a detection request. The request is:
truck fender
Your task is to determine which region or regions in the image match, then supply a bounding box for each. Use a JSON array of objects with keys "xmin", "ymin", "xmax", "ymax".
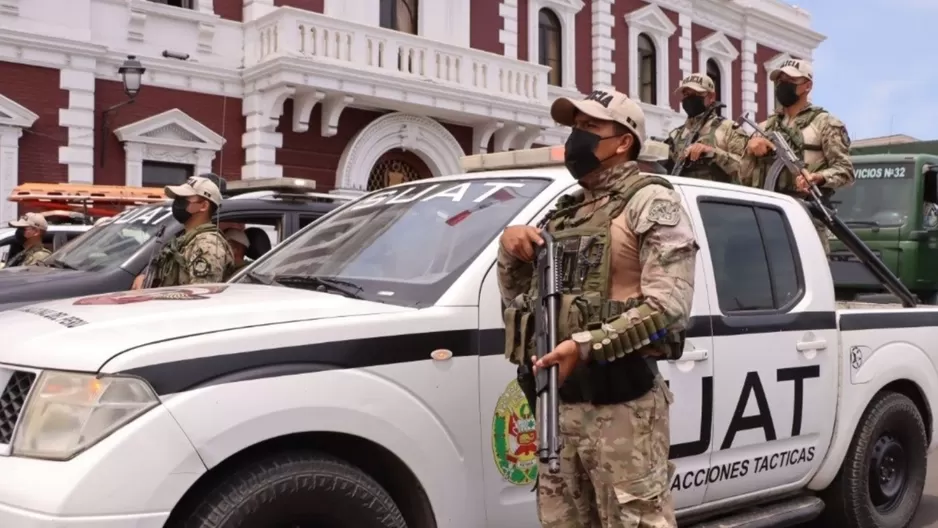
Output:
[
  {"xmin": 161, "ymin": 367, "xmax": 479, "ymax": 528},
  {"xmin": 808, "ymin": 342, "xmax": 938, "ymax": 490}
]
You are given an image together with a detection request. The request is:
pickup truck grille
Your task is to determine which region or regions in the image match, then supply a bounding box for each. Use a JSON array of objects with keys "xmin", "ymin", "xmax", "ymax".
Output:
[{"xmin": 0, "ymin": 370, "xmax": 36, "ymax": 445}]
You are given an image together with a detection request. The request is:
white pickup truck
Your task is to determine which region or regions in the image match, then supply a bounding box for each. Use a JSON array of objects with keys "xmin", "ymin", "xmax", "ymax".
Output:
[{"xmin": 0, "ymin": 145, "xmax": 935, "ymax": 528}]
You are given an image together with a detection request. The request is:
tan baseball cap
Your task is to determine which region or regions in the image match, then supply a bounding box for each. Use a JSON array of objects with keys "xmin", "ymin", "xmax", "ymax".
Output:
[
  {"xmin": 224, "ymin": 228, "xmax": 250, "ymax": 249},
  {"xmin": 9, "ymin": 212, "xmax": 48, "ymax": 230},
  {"xmin": 550, "ymin": 89, "xmax": 647, "ymax": 149},
  {"xmin": 770, "ymin": 58, "xmax": 813, "ymax": 82},
  {"xmin": 165, "ymin": 176, "xmax": 223, "ymax": 206},
  {"xmin": 676, "ymin": 73, "xmax": 715, "ymax": 94}
]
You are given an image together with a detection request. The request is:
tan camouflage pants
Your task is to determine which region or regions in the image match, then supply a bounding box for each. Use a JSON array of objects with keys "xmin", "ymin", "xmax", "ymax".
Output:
[{"xmin": 536, "ymin": 378, "xmax": 676, "ymax": 528}]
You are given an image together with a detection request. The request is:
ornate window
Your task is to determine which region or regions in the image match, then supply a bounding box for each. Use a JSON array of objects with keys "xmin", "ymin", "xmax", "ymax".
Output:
[
  {"xmin": 696, "ymin": 32, "xmax": 739, "ymax": 119},
  {"xmin": 706, "ymin": 59, "xmax": 722, "ymax": 116},
  {"xmin": 638, "ymin": 34, "xmax": 657, "ymax": 105},
  {"xmin": 623, "ymin": 4, "xmax": 676, "ymax": 108},
  {"xmin": 538, "ymin": 9, "xmax": 563, "ymax": 87},
  {"xmin": 113, "ymin": 108, "xmax": 225, "ymax": 188},
  {"xmin": 0, "ymin": 93, "xmax": 39, "ymax": 225},
  {"xmin": 380, "ymin": 0, "xmax": 419, "ymax": 34}
]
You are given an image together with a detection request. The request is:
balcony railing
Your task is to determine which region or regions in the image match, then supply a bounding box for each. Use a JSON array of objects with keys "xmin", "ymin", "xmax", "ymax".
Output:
[{"xmin": 245, "ymin": 7, "xmax": 548, "ymax": 104}]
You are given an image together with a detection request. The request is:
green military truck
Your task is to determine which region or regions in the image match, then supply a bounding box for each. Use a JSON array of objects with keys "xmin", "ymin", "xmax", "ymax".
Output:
[{"xmin": 830, "ymin": 153, "xmax": 938, "ymax": 303}]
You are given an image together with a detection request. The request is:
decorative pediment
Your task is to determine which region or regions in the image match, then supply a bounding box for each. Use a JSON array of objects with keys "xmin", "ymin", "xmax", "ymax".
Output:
[
  {"xmin": 765, "ymin": 52, "xmax": 794, "ymax": 70},
  {"xmin": 624, "ymin": 4, "xmax": 677, "ymax": 37},
  {"xmin": 542, "ymin": 0, "xmax": 585, "ymax": 14},
  {"xmin": 697, "ymin": 31, "xmax": 739, "ymax": 61},
  {"xmin": 113, "ymin": 108, "xmax": 225, "ymax": 151},
  {"xmin": 0, "ymin": 93, "xmax": 39, "ymax": 129}
]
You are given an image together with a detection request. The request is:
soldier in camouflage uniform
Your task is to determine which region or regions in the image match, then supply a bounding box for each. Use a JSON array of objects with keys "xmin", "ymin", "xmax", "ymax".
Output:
[
  {"xmin": 136, "ymin": 176, "xmax": 233, "ymax": 288},
  {"xmin": 739, "ymin": 58, "xmax": 854, "ymax": 253},
  {"xmin": 498, "ymin": 89, "xmax": 698, "ymax": 528},
  {"xmin": 5, "ymin": 213, "xmax": 51, "ymax": 267},
  {"xmin": 665, "ymin": 73, "xmax": 748, "ymax": 183}
]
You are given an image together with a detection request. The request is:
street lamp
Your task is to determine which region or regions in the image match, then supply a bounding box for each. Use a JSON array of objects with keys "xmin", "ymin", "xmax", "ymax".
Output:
[{"xmin": 99, "ymin": 55, "xmax": 147, "ymax": 168}]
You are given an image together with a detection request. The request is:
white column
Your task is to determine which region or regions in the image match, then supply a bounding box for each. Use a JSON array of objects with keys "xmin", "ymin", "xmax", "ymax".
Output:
[
  {"xmin": 591, "ymin": 0, "xmax": 614, "ymax": 89},
  {"xmin": 499, "ymin": 0, "xmax": 519, "ymax": 59},
  {"xmin": 241, "ymin": 92, "xmax": 282, "ymax": 180},
  {"xmin": 58, "ymin": 56, "xmax": 97, "ymax": 183},
  {"xmin": 243, "ymin": 0, "xmax": 275, "ymax": 22},
  {"xmin": 741, "ymin": 37, "xmax": 758, "ymax": 119},
  {"xmin": 124, "ymin": 143, "xmax": 143, "ymax": 187},
  {"xmin": 196, "ymin": 149, "xmax": 216, "ymax": 175},
  {"xmin": 0, "ymin": 127, "xmax": 22, "ymax": 225},
  {"xmin": 678, "ymin": 13, "xmax": 692, "ymax": 80}
]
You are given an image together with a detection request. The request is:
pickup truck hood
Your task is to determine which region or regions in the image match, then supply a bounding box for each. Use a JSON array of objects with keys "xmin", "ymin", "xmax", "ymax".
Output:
[
  {"xmin": 0, "ymin": 265, "xmax": 90, "ymax": 287},
  {"xmin": 1, "ymin": 284, "xmax": 409, "ymax": 371}
]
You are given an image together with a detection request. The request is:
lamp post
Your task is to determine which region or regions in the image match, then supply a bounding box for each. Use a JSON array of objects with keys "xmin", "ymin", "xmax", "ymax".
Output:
[{"xmin": 99, "ymin": 55, "xmax": 146, "ymax": 168}]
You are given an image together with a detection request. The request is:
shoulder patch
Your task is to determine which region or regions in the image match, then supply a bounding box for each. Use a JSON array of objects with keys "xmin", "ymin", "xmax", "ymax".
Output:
[
  {"xmin": 646, "ymin": 197, "xmax": 681, "ymax": 227},
  {"xmin": 191, "ymin": 256, "xmax": 211, "ymax": 278}
]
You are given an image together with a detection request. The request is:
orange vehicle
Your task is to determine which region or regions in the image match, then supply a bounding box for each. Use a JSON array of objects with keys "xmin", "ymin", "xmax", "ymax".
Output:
[{"xmin": 8, "ymin": 182, "xmax": 166, "ymax": 220}]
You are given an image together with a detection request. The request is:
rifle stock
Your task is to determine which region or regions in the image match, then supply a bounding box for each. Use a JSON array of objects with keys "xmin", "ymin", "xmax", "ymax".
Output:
[
  {"xmin": 534, "ymin": 231, "xmax": 562, "ymax": 474},
  {"xmin": 738, "ymin": 113, "xmax": 918, "ymax": 307},
  {"xmin": 671, "ymin": 102, "xmax": 727, "ymax": 177}
]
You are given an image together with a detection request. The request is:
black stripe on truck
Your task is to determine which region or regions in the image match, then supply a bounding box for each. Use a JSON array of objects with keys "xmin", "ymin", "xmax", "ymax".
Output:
[{"xmin": 121, "ymin": 309, "xmax": 921, "ymax": 395}]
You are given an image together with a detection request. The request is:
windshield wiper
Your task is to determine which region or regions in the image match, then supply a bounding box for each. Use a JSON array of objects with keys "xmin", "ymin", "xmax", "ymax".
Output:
[
  {"xmin": 272, "ymin": 275, "xmax": 364, "ymax": 299},
  {"xmin": 845, "ymin": 220, "xmax": 880, "ymax": 227},
  {"xmin": 242, "ymin": 270, "xmax": 274, "ymax": 285},
  {"xmin": 44, "ymin": 258, "xmax": 78, "ymax": 270}
]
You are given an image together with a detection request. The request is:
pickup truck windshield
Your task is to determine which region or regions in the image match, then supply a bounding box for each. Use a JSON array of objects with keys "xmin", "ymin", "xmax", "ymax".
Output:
[
  {"xmin": 247, "ymin": 177, "xmax": 550, "ymax": 306},
  {"xmin": 835, "ymin": 162, "xmax": 914, "ymax": 227},
  {"xmin": 49, "ymin": 203, "xmax": 175, "ymax": 272}
]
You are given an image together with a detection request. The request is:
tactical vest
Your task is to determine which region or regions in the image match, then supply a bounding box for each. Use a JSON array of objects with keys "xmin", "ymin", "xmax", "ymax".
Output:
[
  {"xmin": 670, "ymin": 116, "xmax": 724, "ymax": 181},
  {"xmin": 7, "ymin": 245, "xmax": 49, "ymax": 267},
  {"xmin": 756, "ymin": 106, "xmax": 827, "ymax": 192},
  {"xmin": 153, "ymin": 223, "xmax": 226, "ymax": 287},
  {"xmin": 504, "ymin": 170, "xmax": 684, "ymax": 406}
]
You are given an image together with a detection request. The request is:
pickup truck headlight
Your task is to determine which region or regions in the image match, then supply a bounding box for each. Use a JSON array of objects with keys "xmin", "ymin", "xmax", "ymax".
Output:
[{"xmin": 12, "ymin": 371, "xmax": 159, "ymax": 460}]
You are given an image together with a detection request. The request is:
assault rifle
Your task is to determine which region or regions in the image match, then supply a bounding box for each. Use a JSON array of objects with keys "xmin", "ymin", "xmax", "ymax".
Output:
[
  {"xmin": 670, "ymin": 102, "xmax": 727, "ymax": 176},
  {"xmin": 739, "ymin": 113, "xmax": 918, "ymax": 308},
  {"xmin": 534, "ymin": 231, "xmax": 562, "ymax": 474},
  {"xmin": 141, "ymin": 225, "xmax": 167, "ymax": 289}
]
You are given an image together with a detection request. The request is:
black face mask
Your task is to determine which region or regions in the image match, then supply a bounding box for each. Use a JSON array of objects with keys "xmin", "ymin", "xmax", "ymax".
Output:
[
  {"xmin": 775, "ymin": 81, "xmax": 800, "ymax": 107},
  {"xmin": 13, "ymin": 228, "xmax": 25, "ymax": 244},
  {"xmin": 564, "ymin": 129, "xmax": 623, "ymax": 180},
  {"xmin": 171, "ymin": 198, "xmax": 193, "ymax": 224},
  {"xmin": 682, "ymin": 95, "xmax": 707, "ymax": 118}
]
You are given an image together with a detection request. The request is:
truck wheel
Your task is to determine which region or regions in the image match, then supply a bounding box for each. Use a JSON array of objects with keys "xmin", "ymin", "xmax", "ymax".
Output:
[
  {"xmin": 820, "ymin": 391, "xmax": 927, "ymax": 528},
  {"xmin": 182, "ymin": 451, "xmax": 407, "ymax": 528}
]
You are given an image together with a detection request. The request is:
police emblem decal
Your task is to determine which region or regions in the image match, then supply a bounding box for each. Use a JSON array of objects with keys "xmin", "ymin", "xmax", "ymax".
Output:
[
  {"xmin": 73, "ymin": 285, "xmax": 229, "ymax": 305},
  {"xmin": 492, "ymin": 379, "xmax": 539, "ymax": 486}
]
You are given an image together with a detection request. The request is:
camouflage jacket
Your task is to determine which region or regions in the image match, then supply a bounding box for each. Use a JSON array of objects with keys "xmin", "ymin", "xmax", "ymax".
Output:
[
  {"xmin": 668, "ymin": 114, "xmax": 748, "ymax": 182},
  {"xmin": 7, "ymin": 245, "xmax": 51, "ymax": 267},
  {"xmin": 152, "ymin": 223, "xmax": 233, "ymax": 287},
  {"xmin": 496, "ymin": 161, "xmax": 698, "ymax": 331},
  {"xmin": 740, "ymin": 104, "xmax": 854, "ymax": 191}
]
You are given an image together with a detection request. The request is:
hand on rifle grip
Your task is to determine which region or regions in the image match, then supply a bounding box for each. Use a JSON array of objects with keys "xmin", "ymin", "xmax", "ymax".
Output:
[{"xmin": 500, "ymin": 225, "xmax": 545, "ymax": 262}]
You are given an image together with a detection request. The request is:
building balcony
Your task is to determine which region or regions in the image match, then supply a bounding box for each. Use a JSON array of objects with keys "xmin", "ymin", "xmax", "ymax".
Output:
[{"xmin": 243, "ymin": 7, "xmax": 555, "ymax": 151}]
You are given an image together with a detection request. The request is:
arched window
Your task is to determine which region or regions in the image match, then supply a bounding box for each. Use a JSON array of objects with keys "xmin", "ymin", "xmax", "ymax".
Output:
[
  {"xmin": 637, "ymin": 34, "xmax": 657, "ymax": 105},
  {"xmin": 380, "ymin": 0, "xmax": 418, "ymax": 34},
  {"xmin": 538, "ymin": 9, "xmax": 563, "ymax": 87},
  {"xmin": 706, "ymin": 58, "xmax": 722, "ymax": 115}
]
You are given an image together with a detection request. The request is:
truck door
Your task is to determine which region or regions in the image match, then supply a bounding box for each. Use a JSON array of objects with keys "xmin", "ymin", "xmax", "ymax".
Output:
[
  {"xmin": 478, "ymin": 184, "xmax": 716, "ymax": 526},
  {"xmin": 685, "ymin": 187, "xmax": 838, "ymax": 505}
]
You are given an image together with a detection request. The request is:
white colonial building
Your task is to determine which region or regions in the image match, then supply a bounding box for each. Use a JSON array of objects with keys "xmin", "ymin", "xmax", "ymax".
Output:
[{"xmin": 0, "ymin": 0, "xmax": 824, "ymax": 223}]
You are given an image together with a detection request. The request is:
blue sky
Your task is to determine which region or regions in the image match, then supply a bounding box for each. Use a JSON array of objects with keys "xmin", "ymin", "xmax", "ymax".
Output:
[{"xmin": 793, "ymin": 0, "xmax": 934, "ymax": 141}]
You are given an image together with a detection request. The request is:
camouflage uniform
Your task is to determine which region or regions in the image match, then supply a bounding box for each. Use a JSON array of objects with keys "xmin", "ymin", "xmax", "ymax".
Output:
[
  {"xmin": 151, "ymin": 223, "xmax": 233, "ymax": 287},
  {"xmin": 668, "ymin": 74, "xmax": 748, "ymax": 183},
  {"xmin": 6, "ymin": 245, "xmax": 51, "ymax": 267},
  {"xmin": 739, "ymin": 60, "xmax": 854, "ymax": 254},
  {"xmin": 6, "ymin": 213, "xmax": 51, "ymax": 267},
  {"xmin": 499, "ymin": 90, "xmax": 697, "ymax": 528}
]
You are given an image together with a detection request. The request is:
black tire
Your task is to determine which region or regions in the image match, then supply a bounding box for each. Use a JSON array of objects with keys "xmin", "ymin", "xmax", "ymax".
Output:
[
  {"xmin": 819, "ymin": 391, "xmax": 927, "ymax": 528},
  {"xmin": 181, "ymin": 451, "xmax": 407, "ymax": 528}
]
